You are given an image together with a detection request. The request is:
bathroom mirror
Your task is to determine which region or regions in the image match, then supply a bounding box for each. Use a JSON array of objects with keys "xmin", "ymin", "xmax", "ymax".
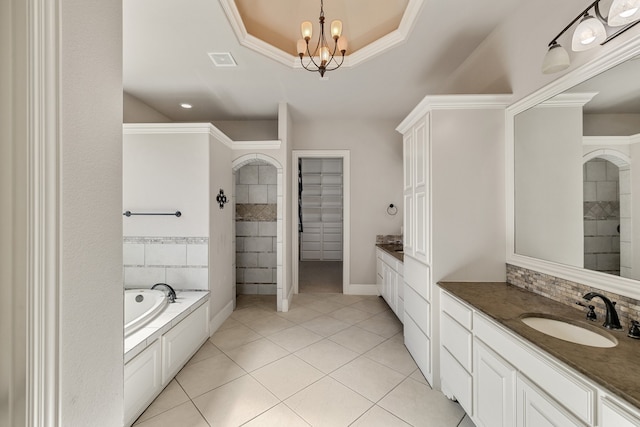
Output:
[{"xmin": 507, "ymin": 36, "xmax": 640, "ymax": 300}]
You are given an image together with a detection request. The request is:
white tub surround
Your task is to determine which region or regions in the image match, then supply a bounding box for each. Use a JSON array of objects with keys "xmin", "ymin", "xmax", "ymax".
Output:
[
  {"xmin": 124, "ymin": 289, "xmax": 168, "ymax": 336},
  {"xmin": 124, "ymin": 291, "xmax": 209, "ymax": 426},
  {"xmin": 124, "ymin": 291, "xmax": 209, "ymax": 363},
  {"xmin": 123, "ymin": 236, "xmax": 209, "ymax": 291}
]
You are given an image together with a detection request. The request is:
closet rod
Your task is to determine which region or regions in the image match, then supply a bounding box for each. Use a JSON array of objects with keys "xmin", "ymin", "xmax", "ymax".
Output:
[{"xmin": 123, "ymin": 210, "xmax": 182, "ymax": 217}]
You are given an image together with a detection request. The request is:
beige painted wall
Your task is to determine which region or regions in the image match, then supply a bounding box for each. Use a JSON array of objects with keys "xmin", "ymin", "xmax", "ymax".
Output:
[
  {"xmin": 209, "ymin": 134, "xmax": 235, "ymax": 318},
  {"xmin": 123, "ymin": 132, "xmax": 210, "ymax": 237},
  {"xmin": 292, "ymin": 118, "xmax": 403, "ymax": 285},
  {"xmin": 441, "ymin": 0, "xmax": 640, "ymax": 101},
  {"xmin": 58, "ymin": 0, "xmax": 124, "ymax": 425},
  {"xmin": 1, "ymin": 0, "xmax": 27, "ymax": 425},
  {"xmin": 124, "ymin": 92, "xmax": 172, "ymax": 123}
]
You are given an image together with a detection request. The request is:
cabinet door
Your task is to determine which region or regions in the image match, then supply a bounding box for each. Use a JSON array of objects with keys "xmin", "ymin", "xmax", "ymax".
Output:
[
  {"xmin": 162, "ymin": 303, "xmax": 209, "ymax": 385},
  {"xmin": 517, "ymin": 375, "xmax": 586, "ymax": 427},
  {"xmin": 600, "ymin": 395, "xmax": 640, "ymax": 427},
  {"xmin": 403, "ymin": 132, "xmax": 414, "ymax": 257},
  {"xmin": 124, "ymin": 339, "xmax": 162, "ymax": 426},
  {"xmin": 413, "ymin": 114, "xmax": 429, "ymax": 264},
  {"xmin": 474, "ymin": 339, "xmax": 516, "ymax": 427}
]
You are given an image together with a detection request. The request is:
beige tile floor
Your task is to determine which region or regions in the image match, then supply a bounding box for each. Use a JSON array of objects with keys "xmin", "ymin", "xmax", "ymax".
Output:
[{"xmin": 133, "ymin": 293, "xmax": 476, "ymax": 427}]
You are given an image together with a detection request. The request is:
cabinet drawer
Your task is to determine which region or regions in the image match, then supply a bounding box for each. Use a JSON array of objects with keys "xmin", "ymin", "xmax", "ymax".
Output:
[
  {"xmin": 474, "ymin": 313, "xmax": 596, "ymax": 425},
  {"xmin": 441, "ymin": 347, "xmax": 472, "ymax": 415},
  {"xmin": 441, "ymin": 290, "xmax": 472, "ymax": 330},
  {"xmin": 441, "ymin": 312, "xmax": 472, "ymax": 371},
  {"xmin": 404, "ymin": 256, "xmax": 430, "ymax": 300},
  {"xmin": 404, "ymin": 284, "xmax": 430, "ymax": 336},
  {"xmin": 404, "ymin": 314, "xmax": 431, "ymax": 380}
]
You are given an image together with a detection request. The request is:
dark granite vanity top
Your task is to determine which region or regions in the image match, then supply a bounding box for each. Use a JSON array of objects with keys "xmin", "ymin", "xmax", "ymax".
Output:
[
  {"xmin": 439, "ymin": 281, "xmax": 640, "ymax": 409},
  {"xmin": 376, "ymin": 243, "xmax": 404, "ymax": 262}
]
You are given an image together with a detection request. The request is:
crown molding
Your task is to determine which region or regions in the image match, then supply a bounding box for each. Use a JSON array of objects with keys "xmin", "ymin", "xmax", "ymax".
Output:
[
  {"xmin": 219, "ymin": 0, "xmax": 424, "ymax": 69},
  {"xmin": 231, "ymin": 140, "xmax": 282, "ymax": 150},
  {"xmin": 536, "ymin": 92, "xmax": 599, "ymax": 108},
  {"xmin": 123, "ymin": 123, "xmax": 234, "ymax": 147},
  {"xmin": 396, "ymin": 94, "xmax": 513, "ymax": 133}
]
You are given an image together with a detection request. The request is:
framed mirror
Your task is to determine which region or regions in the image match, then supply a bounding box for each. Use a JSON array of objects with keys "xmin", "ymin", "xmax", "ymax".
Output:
[{"xmin": 507, "ymin": 35, "xmax": 640, "ymax": 301}]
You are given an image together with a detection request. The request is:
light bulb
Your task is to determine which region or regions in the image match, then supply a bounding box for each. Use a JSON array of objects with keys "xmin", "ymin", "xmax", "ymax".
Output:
[
  {"xmin": 320, "ymin": 46, "xmax": 330, "ymax": 65},
  {"xmin": 330, "ymin": 20, "xmax": 342, "ymax": 39},
  {"xmin": 541, "ymin": 43, "xmax": 570, "ymax": 74},
  {"xmin": 337, "ymin": 36, "xmax": 348, "ymax": 54},
  {"xmin": 571, "ymin": 14, "xmax": 606, "ymax": 51},
  {"xmin": 608, "ymin": 0, "xmax": 640, "ymax": 26},
  {"xmin": 301, "ymin": 21, "xmax": 313, "ymax": 40},
  {"xmin": 297, "ymin": 39, "xmax": 307, "ymax": 56}
]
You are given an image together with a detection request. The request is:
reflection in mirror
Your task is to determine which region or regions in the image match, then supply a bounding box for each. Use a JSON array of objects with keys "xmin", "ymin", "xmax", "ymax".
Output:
[{"xmin": 514, "ymin": 56, "xmax": 640, "ymax": 281}]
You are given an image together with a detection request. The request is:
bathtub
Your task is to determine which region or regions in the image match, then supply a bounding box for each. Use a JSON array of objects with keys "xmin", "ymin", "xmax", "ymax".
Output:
[{"xmin": 124, "ymin": 289, "xmax": 168, "ymax": 336}]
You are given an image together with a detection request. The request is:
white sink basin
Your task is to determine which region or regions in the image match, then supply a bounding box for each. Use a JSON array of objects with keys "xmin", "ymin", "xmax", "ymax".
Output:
[{"xmin": 520, "ymin": 315, "xmax": 618, "ymax": 348}]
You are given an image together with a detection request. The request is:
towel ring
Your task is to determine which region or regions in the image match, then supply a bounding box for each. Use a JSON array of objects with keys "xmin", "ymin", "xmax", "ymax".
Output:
[{"xmin": 387, "ymin": 204, "xmax": 398, "ymax": 216}]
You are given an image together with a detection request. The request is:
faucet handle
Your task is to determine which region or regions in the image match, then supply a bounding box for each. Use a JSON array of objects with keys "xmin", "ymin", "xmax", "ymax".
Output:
[
  {"xmin": 628, "ymin": 320, "xmax": 640, "ymax": 339},
  {"xmin": 576, "ymin": 301, "xmax": 597, "ymax": 321}
]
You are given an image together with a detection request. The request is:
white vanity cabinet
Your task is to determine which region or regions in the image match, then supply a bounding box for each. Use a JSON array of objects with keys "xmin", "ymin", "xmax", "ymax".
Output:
[
  {"xmin": 397, "ymin": 94, "xmax": 511, "ymax": 386},
  {"xmin": 440, "ymin": 287, "xmax": 640, "ymax": 427},
  {"xmin": 440, "ymin": 291, "xmax": 473, "ymax": 414},
  {"xmin": 474, "ymin": 338, "xmax": 517, "ymax": 427},
  {"xmin": 517, "ymin": 375, "xmax": 585, "ymax": 427},
  {"xmin": 376, "ymin": 247, "xmax": 404, "ymax": 322},
  {"xmin": 599, "ymin": 394, "xmax": 640, "ymax": 427}
]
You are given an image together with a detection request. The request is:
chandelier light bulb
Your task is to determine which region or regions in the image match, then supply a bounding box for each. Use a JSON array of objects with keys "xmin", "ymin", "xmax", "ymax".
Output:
[
  {"xmin": 301, "ymin": 21, "xmax": 313, "ymax": 40},
  {"xmin": 330, "ymin": 20, "xmax": 342, "ymax": 39},
  {"xmin": 296, "ymin": 39, "xmax": 307, "ymax": 56},
  {"xmin": 337, "ymin": 36, "xmax": 348, "ymax": 53},
  {"xmin": 320, "ymin": 46, "xmax": 330, "ymax": 65}
]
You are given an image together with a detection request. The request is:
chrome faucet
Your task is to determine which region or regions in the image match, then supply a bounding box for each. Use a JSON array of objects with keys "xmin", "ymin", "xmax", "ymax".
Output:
[
  {"xmin": 582, "ymin": 292, "xmax": 622, "ymax": 330},
  {"xmin": 152, "ymin": 283, "xmax": 177, "ymax": 303}
]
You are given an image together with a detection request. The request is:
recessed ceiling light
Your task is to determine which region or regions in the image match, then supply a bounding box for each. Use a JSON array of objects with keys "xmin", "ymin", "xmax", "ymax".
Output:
[
  {"xmin": 208, "ymin": 52, "xmax": 237, "ymax": 67},
  {"xmin": 180, "ymin": 103, "xmax": 193, "ymax": 109}
]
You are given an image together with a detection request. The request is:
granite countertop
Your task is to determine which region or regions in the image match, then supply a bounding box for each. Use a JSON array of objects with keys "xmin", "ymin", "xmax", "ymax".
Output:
[
  {"xmin": 376, "ymin": 243, "xmax": 404, "ymax": 262},
  {"xmin": 439, "ymin": 281, "xmax": 640, "ymax": 409}
]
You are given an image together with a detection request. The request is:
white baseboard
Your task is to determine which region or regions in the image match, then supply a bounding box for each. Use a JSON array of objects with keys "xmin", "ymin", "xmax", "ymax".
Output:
[
  {"xmin": 281, "ymin": 285, "xmax": 294, "ymax": 312},
  {"xmin": 345, "ymin": 283, "xmax": 379, "ymax": 295},
  {"xmin": 209, "ymin": 299, "xmax": 233, "ymax": 336}
]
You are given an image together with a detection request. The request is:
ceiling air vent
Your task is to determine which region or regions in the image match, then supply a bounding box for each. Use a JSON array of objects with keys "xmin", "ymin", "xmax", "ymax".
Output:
[{"xmin": 208, "ymin": 52, "xmax": 237, "ymax": 67}]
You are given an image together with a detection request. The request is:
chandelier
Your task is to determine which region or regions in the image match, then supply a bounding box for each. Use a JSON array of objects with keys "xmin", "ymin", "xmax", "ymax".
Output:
[{"xmin": 296, "ymin": 0, "xmax": 348, "ymax": 77}]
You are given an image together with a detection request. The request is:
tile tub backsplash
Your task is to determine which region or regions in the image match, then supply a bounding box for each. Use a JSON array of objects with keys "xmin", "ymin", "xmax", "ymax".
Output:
[
  {"xmin": 507, "ymin": 264, "xmax": 640, "ymax": 330},
  {"xmin": 124, "ymin": 236, "xmax": 208, "ymax": 290}
]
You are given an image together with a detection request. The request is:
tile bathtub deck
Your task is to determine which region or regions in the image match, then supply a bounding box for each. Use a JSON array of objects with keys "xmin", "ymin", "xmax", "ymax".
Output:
[{"xmin": 133, "ymin": 294, "xmax": 475, "ymax": 427}]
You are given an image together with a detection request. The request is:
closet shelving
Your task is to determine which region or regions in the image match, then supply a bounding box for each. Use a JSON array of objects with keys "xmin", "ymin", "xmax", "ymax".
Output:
[{"xmin": 300, "ymin": 158, "xmax": 343, "ymax": 261}]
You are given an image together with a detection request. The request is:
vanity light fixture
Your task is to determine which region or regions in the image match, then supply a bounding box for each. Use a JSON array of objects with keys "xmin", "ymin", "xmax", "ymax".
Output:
[
  {"xmin": 542, "ymin": 0, "xmax": 640, "ymax": 74},
  {"xmin": 296, "ymin": 0, "xmax": 348, "ymax": 78}
]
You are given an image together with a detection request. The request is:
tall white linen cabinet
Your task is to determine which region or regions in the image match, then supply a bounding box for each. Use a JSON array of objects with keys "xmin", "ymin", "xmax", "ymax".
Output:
[{"xmin": 396, "ymin": 95, "xmax": 511, "ymax": 388}]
